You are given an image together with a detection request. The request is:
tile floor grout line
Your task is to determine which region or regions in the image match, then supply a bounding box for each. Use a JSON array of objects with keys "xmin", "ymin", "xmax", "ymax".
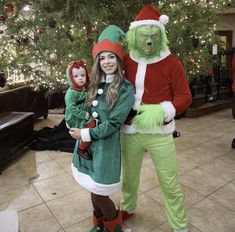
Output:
[{"xmin": 44, "ymin": 200, "xmax": 66, "ymax": 231}]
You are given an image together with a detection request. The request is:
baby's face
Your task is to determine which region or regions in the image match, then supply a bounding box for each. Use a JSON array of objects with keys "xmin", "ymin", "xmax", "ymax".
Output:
[{"xmin": 72, "ymin": 67, "xmax": 86, "ymax": 86}]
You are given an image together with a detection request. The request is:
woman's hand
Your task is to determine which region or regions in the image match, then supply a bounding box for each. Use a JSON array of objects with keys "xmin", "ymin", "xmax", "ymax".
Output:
[{"xmin": 69, "ymin": 128, "xmax": 81, "ymax": 139}]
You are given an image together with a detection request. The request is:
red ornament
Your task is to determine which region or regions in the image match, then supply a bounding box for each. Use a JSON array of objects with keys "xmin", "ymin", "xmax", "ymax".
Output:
[
  {"xmin": 4, "ymin": 3, "xmax": 14, "ymax": 14},
  {"xmin": 0, "ymin": 15, "xmax": 6, "ymax": 22},
  {"xmin": 189, "ymin": 59, "xmax": 196, "ymax": 68},
  {"xmin": 207, "ymin": 68, "xmax": 213, "ymax": 76},
  {"xmin": 91, "ymin": 27, "xmax": 98, "ymax": 33},
  {"xmin": 36, "ymin": 28, "xmax": 44, "ymax": 34}
]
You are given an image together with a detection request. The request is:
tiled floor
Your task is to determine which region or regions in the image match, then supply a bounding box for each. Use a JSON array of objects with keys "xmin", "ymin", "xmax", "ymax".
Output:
[{"xmin": 1, "ymin": 109, "xmax": 235, "ymax": 232}]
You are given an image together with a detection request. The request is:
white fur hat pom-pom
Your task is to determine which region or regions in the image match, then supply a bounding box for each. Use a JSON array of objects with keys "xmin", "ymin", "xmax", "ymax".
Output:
[{"xmin": 159, "ymin": 15, "xmax": 169, "ymax": 25}]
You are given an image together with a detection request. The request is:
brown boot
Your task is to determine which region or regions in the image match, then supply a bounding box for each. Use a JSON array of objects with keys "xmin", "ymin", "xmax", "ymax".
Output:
[
  {"xmin": 90, "ymin": 212, "xmax": 104, "ymax": 232},
  {"xmin": 103, "ymin": 210, "xmax": 122, "ymax": 232}
]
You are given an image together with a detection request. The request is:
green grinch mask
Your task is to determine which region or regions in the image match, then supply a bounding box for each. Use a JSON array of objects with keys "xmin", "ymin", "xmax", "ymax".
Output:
[
  {"xmin": 127, "ymin": 25, "xmax": 169, "ymax": 60},
  {"xmin": 136, "ymin": 25, "xmax": 161, "ymax": 56}
]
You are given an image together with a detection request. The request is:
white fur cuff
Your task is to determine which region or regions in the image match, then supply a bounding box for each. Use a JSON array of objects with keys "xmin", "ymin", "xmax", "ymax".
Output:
[
  {"xmin": 160, "ymin": 101, "xmax": 176, "ymax": 122},
  {"xmin": 129, "ymin": 20, "xmax": 165, "ymax": 30},
  {"xmin": 81, "ymin": 128, "xmax": 91, "ymax": 142}
]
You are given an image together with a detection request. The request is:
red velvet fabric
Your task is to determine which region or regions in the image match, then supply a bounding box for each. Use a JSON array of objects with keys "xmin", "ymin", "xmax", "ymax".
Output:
[{"xmin": 124, "ymin": 54, "xmax": 192, "ymax": 115}]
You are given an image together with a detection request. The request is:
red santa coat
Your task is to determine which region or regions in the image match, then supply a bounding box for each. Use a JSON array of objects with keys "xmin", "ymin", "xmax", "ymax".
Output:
[{"xmin": 123, "ymin": 52, "xmax": 192, "ymax": 134}]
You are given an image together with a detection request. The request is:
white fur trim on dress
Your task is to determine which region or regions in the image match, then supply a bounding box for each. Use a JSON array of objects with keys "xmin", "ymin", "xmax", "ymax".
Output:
[
  {"xmin": 72, "ymin": 164, "xmax": 120, "ymax": 196},
  {"xmin": 129, "ymin": 20, "xmax": 165, "ymax": 30},
  {"xmin": 122, "ymin": 120, "xmax": 175, "ymax": 134},
  {"xmin": 160, "ymin": 101, "xmax": 176, "ymax": 122},
  {"xmin": 81, "ymin": 128, "xmax": 91, "ymax": 142}
]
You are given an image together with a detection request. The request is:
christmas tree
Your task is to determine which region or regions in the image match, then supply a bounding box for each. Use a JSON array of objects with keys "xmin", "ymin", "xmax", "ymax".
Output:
[{"xmin": 0, "ymin": 0, "xmax": 232, "ymax": 94}]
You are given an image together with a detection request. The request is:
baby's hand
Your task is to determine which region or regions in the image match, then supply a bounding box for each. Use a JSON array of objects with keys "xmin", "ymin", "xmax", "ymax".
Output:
[
  {"xmin": 69, "ymin": 128, "xmax": 81, "ymax": 139},
  {"xmin": 85, "ymin": 112, "xmax": 90, "ymax": 120}
]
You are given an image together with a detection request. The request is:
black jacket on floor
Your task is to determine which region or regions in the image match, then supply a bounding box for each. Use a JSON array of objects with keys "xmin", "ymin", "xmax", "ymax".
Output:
[{"xmin": 31, "ymin": 119, "xmax": 76, "ymax": 153}]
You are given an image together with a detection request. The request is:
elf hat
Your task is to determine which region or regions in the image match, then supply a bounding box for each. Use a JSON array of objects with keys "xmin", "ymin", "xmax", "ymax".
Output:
[
  {"xmin": 92, "ymin": 25, "xmax": 126, "ymax": 60},
  {"xmin": 66, "ymin": 60, "xmax": 89, "ymax": 89},
  {"xmin": 129, "ymin": 4, "xmax": 169, "ymax": 31}
]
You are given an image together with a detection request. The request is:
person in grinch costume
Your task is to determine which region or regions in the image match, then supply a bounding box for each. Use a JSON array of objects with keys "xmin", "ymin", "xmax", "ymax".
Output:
[
  {"xmin": 69, "ymin": 25, "xmax": 134, "ymax": 232},
  {"xmin": 120, "ymin": 4, "xmax": 192, "ymax": 232}
]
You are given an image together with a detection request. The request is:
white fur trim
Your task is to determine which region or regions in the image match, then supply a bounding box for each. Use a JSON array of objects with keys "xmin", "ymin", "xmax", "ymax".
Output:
[
  {"xmin": 72, "ymin": 164, "xmax": 120, "ymax": 196},
  {"xmin": 160, "ymin": 101, "xmax": 176, "ymax": 122},
  {"xmin": 129, "ymin": 20, "xmax": 165, "ymax": 30},
  {"xmin": 101, "ymin": 74, "xmax": 114, "ymax": 83},
  {"xmin": 173, "ymin": 228, "xmax": 188, "ymax": 232},
  {"xmin": 159, "ymin": 15, "xmax": 169, "ymax": 25},
  {"xmin": 106, "ymin": 75, "xmax": 114, "ymax": 83},
  {"xmin": 122, "ymin": 120, "xmax": 175, "ymax": 134},
  {"xmin": 81, "ymin": 128, "xmax": 91, "ymax": 142},
  {"xmin": 121, "ymin": 124, "xmax": 137, "ymax": 134},
  {"xmin": 133, "ymin": 62, "xmax": 147, "ymax": 110},
  {"xmin": 130, "ymin": 50, "xmax": 171, "ymax": 64}
]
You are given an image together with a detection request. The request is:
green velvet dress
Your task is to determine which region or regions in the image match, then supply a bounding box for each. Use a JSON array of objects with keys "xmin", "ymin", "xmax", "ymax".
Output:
[
  {"xmin": 72, "ymin": 78, "xmax": 134, "ymax": 196},
  {"xmin": 64, "ymin": 88, "xmax": 90, "ymax": 129}
]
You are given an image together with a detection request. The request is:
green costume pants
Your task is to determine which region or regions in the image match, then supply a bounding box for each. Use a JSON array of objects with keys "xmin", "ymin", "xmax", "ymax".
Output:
[{"xmin": 121, "ymin": 133, "xmax": 188, "ymax": 230}]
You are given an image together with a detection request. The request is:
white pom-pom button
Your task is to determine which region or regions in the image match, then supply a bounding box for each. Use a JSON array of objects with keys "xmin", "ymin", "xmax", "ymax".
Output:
[
  {"xmin": 159, "ymin": 15, "xmax": 169, "ymax": 25},
  {"xmin": 92, "ymin": 112, "xmax": 98, "ymax": 118},
  {"xmin": 97, "ymin": 88, "xmax": 103, "ymax": 95},
  {"xmin": 92, "ymin": 100, "xmax": 98, "ymax": 106}
]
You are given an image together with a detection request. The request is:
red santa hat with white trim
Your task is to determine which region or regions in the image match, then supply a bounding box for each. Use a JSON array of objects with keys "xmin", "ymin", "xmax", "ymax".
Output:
[{"xmin": 129, "ymin": 4, "xmax": 169, "ymax": 31}]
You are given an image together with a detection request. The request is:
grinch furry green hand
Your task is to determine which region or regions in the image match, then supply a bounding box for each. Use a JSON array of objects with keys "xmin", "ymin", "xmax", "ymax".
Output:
[{"xmin": 133, "ymin": 104, "xmax": 165, "ymax": 130}]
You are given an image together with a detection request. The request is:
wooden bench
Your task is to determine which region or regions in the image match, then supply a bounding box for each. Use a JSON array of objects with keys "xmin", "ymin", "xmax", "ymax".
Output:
[{"xmin": 0, "ymin": 112, "xmax": 34, "ymax": 172}]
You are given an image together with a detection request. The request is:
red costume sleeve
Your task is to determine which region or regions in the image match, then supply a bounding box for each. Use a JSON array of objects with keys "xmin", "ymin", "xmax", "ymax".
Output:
[{"xmin": 170, "ymin": 59, "xmax": 192, "ymax": 115}]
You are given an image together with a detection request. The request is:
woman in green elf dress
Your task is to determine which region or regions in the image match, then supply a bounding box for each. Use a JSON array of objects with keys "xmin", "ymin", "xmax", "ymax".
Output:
[{"xmin": 69, "ymin": 25, "xmax": 134, "ymax": 232}]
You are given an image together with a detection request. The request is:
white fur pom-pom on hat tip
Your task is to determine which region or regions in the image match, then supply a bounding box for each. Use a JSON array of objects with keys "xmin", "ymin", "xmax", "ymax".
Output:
[
  {"xmin": 129, "ymin": 4, "xmax": 169, "ymax": 30},
  {"xmin": 159, "ymin": 15, "xmax": 169, "ymax": 25}
]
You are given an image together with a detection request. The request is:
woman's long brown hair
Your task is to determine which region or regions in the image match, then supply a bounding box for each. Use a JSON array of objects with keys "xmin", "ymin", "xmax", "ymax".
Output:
[{"xmin": 86, "ymin": 54, "xmax": 125, "ymax": 110}]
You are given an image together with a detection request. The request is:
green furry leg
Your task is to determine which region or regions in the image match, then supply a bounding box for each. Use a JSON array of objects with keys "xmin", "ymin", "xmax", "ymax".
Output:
[{"xmin": 121, "ymin": 133, "xmax": 188, "ymax": 229}]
